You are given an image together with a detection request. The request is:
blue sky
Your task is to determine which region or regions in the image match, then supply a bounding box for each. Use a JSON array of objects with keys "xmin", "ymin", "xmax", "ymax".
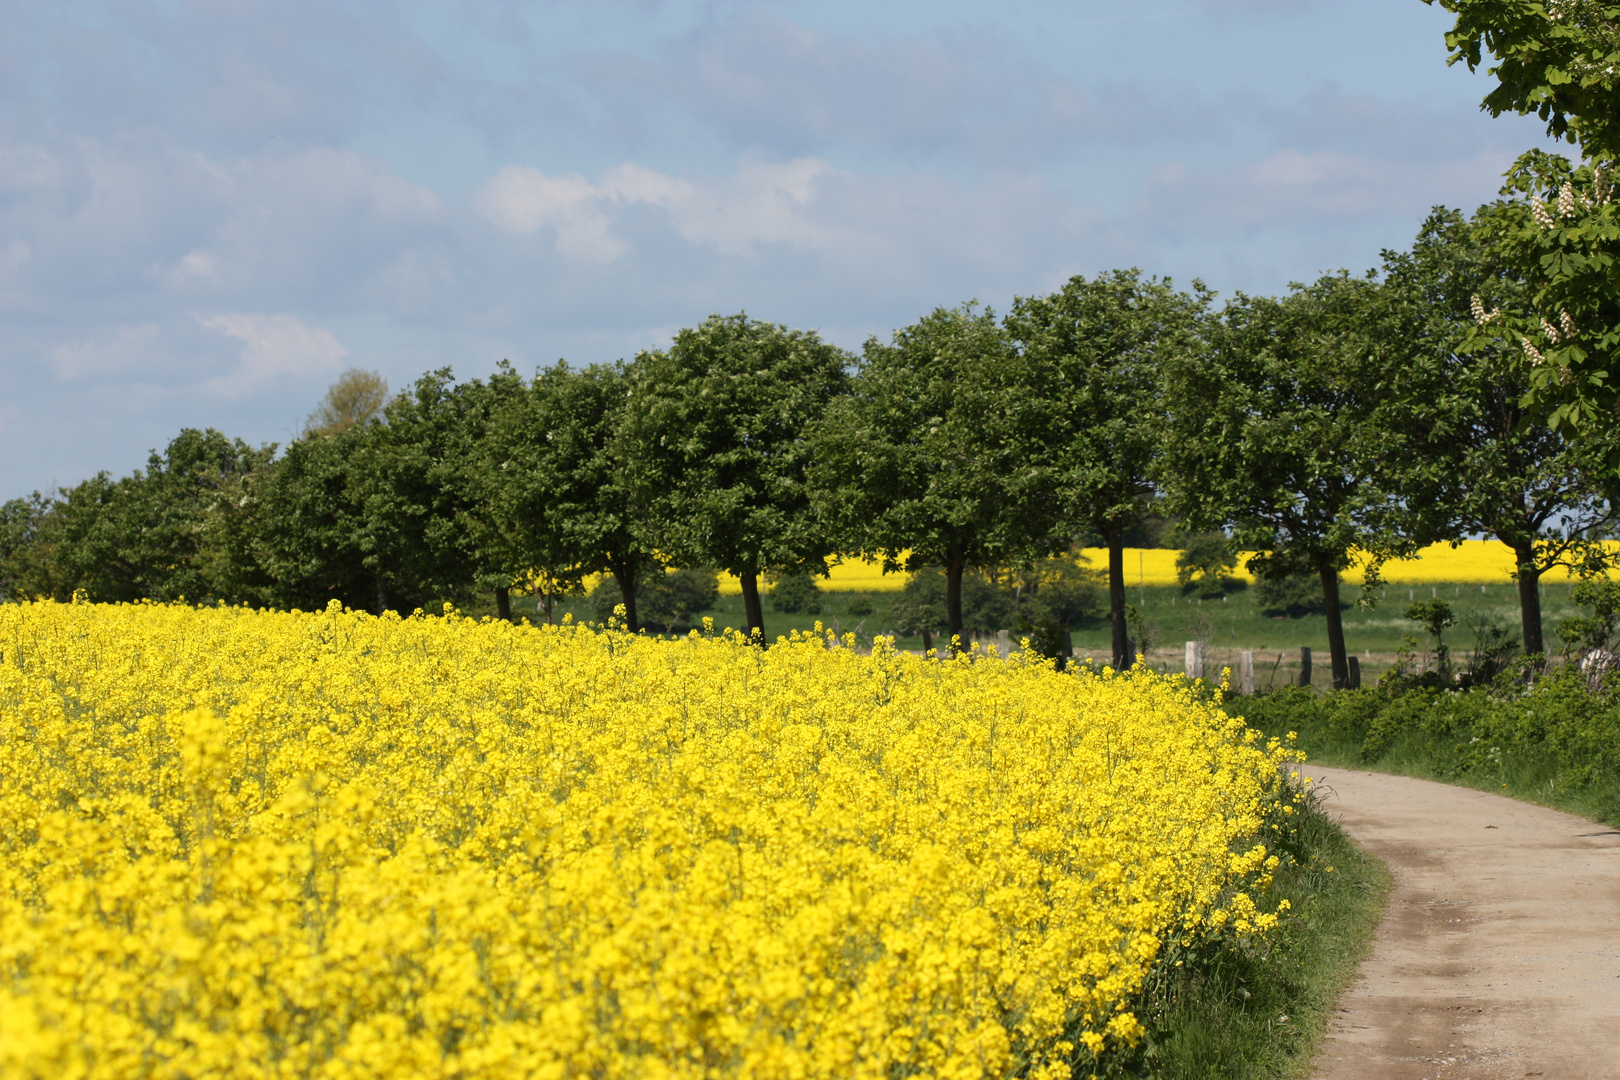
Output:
[{"xmin": 1, "ymin": 0, "xmax": 1559, "ymax": 500}]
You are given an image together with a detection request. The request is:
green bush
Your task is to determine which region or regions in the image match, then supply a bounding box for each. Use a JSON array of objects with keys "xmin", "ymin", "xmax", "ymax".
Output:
[
  {"xmin": 589, "ymin": 567, "xmax": 720, "ymax": 632},
  {"xmin": 768, "ymin": 573, "xmax": 823, "ymax": 615},
  {"xmin": 844, "ymin": 595, "xmax": 875, "ymax": 617},
  {"xmin": 1231, "ymin": 668, "xmax": 1620, "ymax": 823},
  {"xmin": 1254, "ymin": 571, "xmax": 1334, "ymax": 618},
  {"xmin": 1173, "ymin": 532, "xmax": 1240, "ymax": 599}
]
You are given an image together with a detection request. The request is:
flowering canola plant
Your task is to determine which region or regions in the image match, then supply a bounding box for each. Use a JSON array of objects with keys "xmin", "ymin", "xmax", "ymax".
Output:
[{"xmin": 0, "ymin": 600, "xmax": 1294, "ymax": 1079}]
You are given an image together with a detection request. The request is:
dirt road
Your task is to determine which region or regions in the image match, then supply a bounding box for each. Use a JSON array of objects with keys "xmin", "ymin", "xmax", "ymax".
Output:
[{"xmin": 1309, "ymin": 769, "xmax": 1620, "ymax": 1080}]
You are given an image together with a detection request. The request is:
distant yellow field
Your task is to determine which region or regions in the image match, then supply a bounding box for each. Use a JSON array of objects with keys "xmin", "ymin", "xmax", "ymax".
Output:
[{"xmin": 701, "ymin": 539, "xmax": 1619, "ymax": 594}]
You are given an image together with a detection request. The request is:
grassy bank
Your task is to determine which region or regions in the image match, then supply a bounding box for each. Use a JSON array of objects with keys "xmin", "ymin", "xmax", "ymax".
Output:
[
  {"xmin": 1117, "ymin": 785, "xmax": 1389, "ymax": 1079},
  {"xmin": 1230, "ymin": 676, "xmax": 1620, "ymax": 828}
]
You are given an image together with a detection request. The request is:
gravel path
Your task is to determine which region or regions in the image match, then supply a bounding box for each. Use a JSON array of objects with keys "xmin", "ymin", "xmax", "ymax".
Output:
[{"xmin": 1308, "ymin": 768, "xmax": 1620, "ymax": 1080}]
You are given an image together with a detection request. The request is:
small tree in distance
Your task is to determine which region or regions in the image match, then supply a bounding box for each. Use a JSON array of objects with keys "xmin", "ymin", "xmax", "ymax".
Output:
[{"xmin": 304, "ymin": 369, "xmax": 390, "ymax": 438}]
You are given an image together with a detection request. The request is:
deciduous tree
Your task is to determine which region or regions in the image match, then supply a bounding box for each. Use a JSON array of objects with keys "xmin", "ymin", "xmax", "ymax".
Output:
[
  {"xmin": 1382, "ymin": 203, "xmax": 1620, "ymax": 655},
  {"xmin": 809, "ymin": 303, "xmax": 1046, "ymax": 650},
  {"xmin": 627, "ymin": 314, "xmax": 850, "ymax": 639},
  {"xmin": 1160, "ymin": 275, "xmax": 1422, "ymax": 689},
  {"xmin": 1006, "ymin": 270, "xmax": 1208, "ymax": 669}
]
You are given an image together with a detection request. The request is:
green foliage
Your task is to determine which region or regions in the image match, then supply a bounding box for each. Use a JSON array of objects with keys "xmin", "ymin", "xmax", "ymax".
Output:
[
  {"xmin": 844, "ymin": 595, "xmax": 875, "ymax": 617},
  {"xmin": 0, "ymin": 494, "xmax": 67, "ymax": 601},
  {"xmin": 589, "ymin": 568, "xmax": 720, "ymax": 633},
  {"xmin": 1426, "ymin": 3, "xmax": 1620, "ymax": 447},
  {"xmin": 767, "ymin": 572, "xmax": 822, "ymax": 615},
  {"xmin": 473, "ymin": 360, "xmax": 658, "ymax": 627},
  {"xmin": 1432, "ymin": 0, "xmax": 1620, "ymax": 159},
  {"xmin": 1235, "ymin": 668, "xmax": 1620, "ymax": 824},
  {"xmin": 304, "ymin": 368, "xmax": 389, "ymax": 438},
  {"xmin": 626, "ymin": 313, "xmax": 851, "ymax": 635},
  {"xmin": 9, "ymin": 429, "xmax": 277, "ymax": 605},
  {"xmin": 1556, "ymin": 576, "xmax": 1620, "ymax": 652},
  {"xmin": 1006, "ymin": 270, "xmax": 1209, "ymax": 666},
  {"xmin": 1406, "ymin": 598, "xmax": 1457, "ymax": 640},
  {"xmin": 886, "ymin": 560, "xmax": 1096, "ymax": 641},
  {"xmin": 808, "ymin": 303, "xmax": 1044, "ymax": 645},
  {"xmin": 1405, "ymin": 598, "xmax": 1459, "ymax": 679},
  {"xmin": 1160, "ymin": 271, "xmax": 1431, "ymax": 686},
  {"xmin": 1380, "ymin": 203, "xmax": 1620, "ymax": 652},
  {"xmin": 1253, "ymin": 572, "xmax": 1332, "ymax": 619},
  {"xmin": 1174, "ymin": 532, "xmax": 1239, "ymax": 597}
]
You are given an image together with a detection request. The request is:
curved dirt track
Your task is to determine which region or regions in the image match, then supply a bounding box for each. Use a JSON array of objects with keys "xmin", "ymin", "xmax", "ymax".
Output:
[{"xmin": 1309, "ymin": 768, "xmax": 1620, "ymax": 1080}]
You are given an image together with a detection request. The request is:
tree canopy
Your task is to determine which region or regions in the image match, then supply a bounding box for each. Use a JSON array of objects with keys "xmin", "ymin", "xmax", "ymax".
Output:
[
  {"xmin": 1006, "ymin": 270, "xmax": 1208, "ymax": 669},
  {"xmin": 626, "ymin": 313, "xmax": 851, "ymax": 638}
]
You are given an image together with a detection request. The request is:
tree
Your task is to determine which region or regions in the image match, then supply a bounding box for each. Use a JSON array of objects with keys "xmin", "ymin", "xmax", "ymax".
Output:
[
  {"xmin": 626, "ymin": 314, "xmax": 851, "ymax": 639},
  {"xmin": 1174, "ymin": 531, "xmax": 1239, "ymax": 598},
  {"xmin": 1160, "ymin": 275, "xmax": 1423, "ymax": 690},
  {"xmin": 256, "ymin": 370, "xmax": 498, "ymax": 615},
  {"xmin": 1005, "ymin": 270, "xmax": 1209, "ymax": 669},
  {"xmin": 304, "ymin": 369, "xmax": 390, "ymax": 438},
  {"xmin": 475, "ymin": 361, "xmax": 661, "ymax": 629},
  {"xmin": 1428, "ymin": 2, "xmax": 1620, "ymax": 449},
  {"xmin": 249, "ymin": 424, "xmax": 379, "ymax": 611},
  {"xmin": 352, "ymin": 370, "xmax": 506, "ymax": 614},
  {"xmin": 41, "ymin": 429, "xmax": 275, "ymax": 604},
  {"xmin": 0, "ymin": 493, "xmax": 72, "ymax": 601},
  {"xmin": 1382, "ymin": 203, "xmax": 1620, "ymax": 655},
  {"xmin": 809, "ymin": 303, "xmax": 1048, "ymax": 650}
]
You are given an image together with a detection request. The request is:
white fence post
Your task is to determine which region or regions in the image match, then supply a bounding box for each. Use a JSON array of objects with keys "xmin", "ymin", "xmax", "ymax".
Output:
[
  {"xmin": 1185, "ymin": 640, "xmax": 1204, "ymax": 681},
  {"xmin": 1240, "ymin": 650, "xmax": 1254, "ymax": 695}
]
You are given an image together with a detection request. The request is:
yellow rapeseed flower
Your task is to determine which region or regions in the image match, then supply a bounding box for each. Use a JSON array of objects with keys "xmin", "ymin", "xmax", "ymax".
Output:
[{"xmin": 0, "ymin": 600, "xmax": 1294, "ymax": 1078}]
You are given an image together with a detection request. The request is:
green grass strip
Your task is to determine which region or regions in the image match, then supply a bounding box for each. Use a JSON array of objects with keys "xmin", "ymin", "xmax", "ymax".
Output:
[{"xmin": 1103, "ymin": 788, "xmax": 1390, "ymax": 1079}]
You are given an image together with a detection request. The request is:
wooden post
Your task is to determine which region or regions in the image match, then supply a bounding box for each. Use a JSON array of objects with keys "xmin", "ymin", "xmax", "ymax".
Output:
[
  {"xmin": 1240, "ymin": 650, "xmax": 1254, "ymax": 695},
  {"xmin": 1298, "ymin": 646, "xmax": 1313, "ymax": 688},
  {"xmin": 1185, "ymin": 640, "xmax": 1204, "ymax": 681},
  {"xmin": 1124, "ymin": 638, "xmax": 1136, "ymax": 666},
  {"xmin": 996, "ymin": 629, "xmax": 1010, "ymax": 659},
  {"xmin": 1347, "ymin": 655, "xmax": 1361, "ymax": 690}
]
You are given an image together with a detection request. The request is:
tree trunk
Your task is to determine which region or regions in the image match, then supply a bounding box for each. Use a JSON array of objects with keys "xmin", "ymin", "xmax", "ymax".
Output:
[
  {"xmin": 1316, "ymin": 555, "xmax": 1349, "ymax": 689},
  {"xmin": 1109, "ymin": 532, "xmax": 1129, "ymax": 670},
  {"xmin": 946, "ymin": 543, "xmax": 966, "ymax": 654},
  {"xmin": 1515, "ymin": 545, "xmax": 1544, "ymax": 656},
  {"xmin": 495, "ymin": 585, "xmax": 512, "ymax": 622},
  {"xmin": 739, "ymin": 570, "xmax": 765, "ymax": 640},
  {"xmin": 541, "ymin": 586, "xmax": 554, "ymax": 625},
  {"xmin": 375, "ymin": 574, "xmax": 388, "ymax": 617},
  {"xmin": 608, "ymin": 556, "xmax": 639, "ymax": 632}
]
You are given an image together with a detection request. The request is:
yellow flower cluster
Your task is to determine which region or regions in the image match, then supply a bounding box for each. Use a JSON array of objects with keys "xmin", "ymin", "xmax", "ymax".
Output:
[{"xmin": 0, "ymin": 600, "xmax": 1293, "ymax": 1079}]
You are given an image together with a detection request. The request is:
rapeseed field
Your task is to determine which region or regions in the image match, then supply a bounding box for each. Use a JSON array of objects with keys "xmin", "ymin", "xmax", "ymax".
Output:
[{"xmin": 0, "ymin": 600, "xmax": 1296, "ymax": 1079}]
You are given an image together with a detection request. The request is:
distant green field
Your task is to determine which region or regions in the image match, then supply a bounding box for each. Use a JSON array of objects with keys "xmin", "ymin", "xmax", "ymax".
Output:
[{"xmin": 508, "ymin": 577, "xmax": 1583, "ymax": 687}]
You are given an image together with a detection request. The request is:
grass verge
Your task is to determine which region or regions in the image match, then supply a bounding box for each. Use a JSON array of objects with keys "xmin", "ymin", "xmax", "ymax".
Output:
[
  {"xmin": 1230, "ymin": 684, "xmax": 1620, "ymax": 828},
  {"xmin": 1108, "ymin": 785, "xmax": 1390, "ymax": 1079}
]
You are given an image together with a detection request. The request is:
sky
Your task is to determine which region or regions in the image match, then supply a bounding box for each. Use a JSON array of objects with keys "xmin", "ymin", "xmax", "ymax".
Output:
[{"xmin": 0, "ymin": 0, "xmax": 1564, "ymax": 501}]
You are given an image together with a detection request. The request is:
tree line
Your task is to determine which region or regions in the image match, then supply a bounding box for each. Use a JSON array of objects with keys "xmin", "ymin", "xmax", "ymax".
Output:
[{"xmin": 3, "ymin": 203, "xmax": 1619, "ymax": 686}]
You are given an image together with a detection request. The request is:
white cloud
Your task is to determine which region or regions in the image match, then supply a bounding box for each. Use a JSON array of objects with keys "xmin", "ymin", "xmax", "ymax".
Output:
[
  {"xmin": 196, "ymin": 312, "xmax": 350, "ymax": 395},
  {"xmin": 475, "ymin": 165, "xmax": 632, "ymax": 261},
  {"xmin": 50, "ymin": 323, "xmax": 163, "ymax": 382},
  {"xmin": 475, "ymin": 156, "xmax": 848, "ymax": 261}
]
